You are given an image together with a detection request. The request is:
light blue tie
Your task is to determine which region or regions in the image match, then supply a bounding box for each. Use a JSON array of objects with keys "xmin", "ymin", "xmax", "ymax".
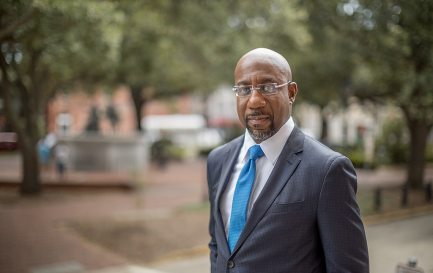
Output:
[{"xmin": 228, "ymin": 145, "xmax": 264, "ymax": 252}]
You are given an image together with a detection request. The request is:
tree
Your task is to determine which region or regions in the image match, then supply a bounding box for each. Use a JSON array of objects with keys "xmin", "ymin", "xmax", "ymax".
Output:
[
  {"xmin": 0, "ymin": 0, "xmax": 306, "ymax": 194},
  {"xmin": 114, "ymin": 0, "xmax": 160, "ymax": 131},
  {"xmin": 114, "ymin": 0, "xmax": 244, "ymax": 131},
  {"xmin": 295, "ymin": 24, "xmax": 357, "ymax": 143},
  {"xmin": 0, "ymin": 0, "xmax": 117, "ymax": 194},
  {"xmin": 301, "ymin": 0, "xmax": 433, "ymax": 189}
]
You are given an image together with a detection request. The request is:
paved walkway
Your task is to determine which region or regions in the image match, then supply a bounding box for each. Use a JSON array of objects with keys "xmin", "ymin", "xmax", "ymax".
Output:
[
  {"xmin": 1, "ymin": 153, "xmax": 433, "ymax": 273},
  {"xmin": 77, "ymin": 209, "xmax": 433, "ymax": 273},
  {"xmin": 148, "ymin": 211, "xmax": 433, "ymax": 273},
  {"xmin": 0, "ymin": 154, "xmax": 207, "ymax": 273},
  {"xmin": 366, "ymin": 213, "xmax": 433, "ymax": 273}
]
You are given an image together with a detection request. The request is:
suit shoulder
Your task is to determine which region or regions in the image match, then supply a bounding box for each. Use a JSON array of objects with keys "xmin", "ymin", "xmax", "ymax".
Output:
[
  {"xmin": 302, "ymin": 134, "xmax": 347, "ymax": 164},
  {"xmin": 207, "ymin": 136, "xmax": 242, "ymax": 189},
  {"xmin": 208, "ymin": 135, "xmax": 243, "ymax": 164},
  {"xmin": 301, "ymin": 134, "xmax": 356, "ymax": 185}
]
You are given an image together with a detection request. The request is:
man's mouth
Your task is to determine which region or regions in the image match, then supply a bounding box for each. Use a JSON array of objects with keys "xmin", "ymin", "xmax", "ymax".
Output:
[{"xmin": 246, "ymin": 114, "xmax": 271, "ymax": 128}]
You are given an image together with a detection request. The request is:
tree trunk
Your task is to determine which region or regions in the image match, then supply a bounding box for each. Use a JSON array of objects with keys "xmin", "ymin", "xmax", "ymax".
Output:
[
  {"xmin": 1, "ymin": 56, "xmax": 41, "ymax": 195},
  {"xmin": 320, "ymin": 107, "xmax": 329, "ymax": 145},
  {"xmin": 19, "ymin": 135, "xmax": 41, "ymax": 194},
  {"xmin": 18, "ymin": 91, "xmax": 43, "ymax": 195},
  {"xmin": 406, "ymin": 120, "xmax": 429, "ymax": 189},
  {"xmin": 1, "ymin": 54, "xmax": 44, "ymax": 195}
]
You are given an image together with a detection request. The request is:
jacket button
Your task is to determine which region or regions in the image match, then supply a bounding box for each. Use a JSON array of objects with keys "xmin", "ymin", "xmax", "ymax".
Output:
[{"xmin": 227, "ymin": 260, "xmax": 235, "ymax": 268}]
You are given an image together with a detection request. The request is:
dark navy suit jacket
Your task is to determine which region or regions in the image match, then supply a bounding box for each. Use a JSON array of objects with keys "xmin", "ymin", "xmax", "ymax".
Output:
[{"xmin": 207, "ymin": 127, "xmax": 369, "ymax": 273}]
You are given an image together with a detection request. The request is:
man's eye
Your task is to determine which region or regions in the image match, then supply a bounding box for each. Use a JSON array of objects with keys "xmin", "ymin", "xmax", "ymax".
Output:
[
  {"xmin": 262, "ymin": 85, "xmax": 274, "ymax": 93},
  {"xmin": 240, "ymin": 87, "xmax": 251, "ymax": 94}
]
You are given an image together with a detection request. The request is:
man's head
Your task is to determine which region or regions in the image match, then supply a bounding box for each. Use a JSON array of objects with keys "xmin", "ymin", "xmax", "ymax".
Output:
[{"xmin": 234, "ymin": 48, "xmax": 298, "ymax": 143}]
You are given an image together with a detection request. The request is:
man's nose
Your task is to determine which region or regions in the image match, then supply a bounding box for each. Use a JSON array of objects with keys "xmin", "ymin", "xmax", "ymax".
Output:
[{"xmin": 247, "ymin": 90, "xmax": 266, "ymax": 109}]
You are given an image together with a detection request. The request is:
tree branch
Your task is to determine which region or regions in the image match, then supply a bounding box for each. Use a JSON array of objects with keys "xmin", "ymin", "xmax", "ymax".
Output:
[{"xmin": 0, "ymin": 7, "xmax": 35, "ymax": 41}]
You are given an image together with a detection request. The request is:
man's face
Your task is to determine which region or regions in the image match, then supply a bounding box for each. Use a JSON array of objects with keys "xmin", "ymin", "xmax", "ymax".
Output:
[{"xmin": 235, "ymin": 56, "xmax": 295, "ymax": 143}]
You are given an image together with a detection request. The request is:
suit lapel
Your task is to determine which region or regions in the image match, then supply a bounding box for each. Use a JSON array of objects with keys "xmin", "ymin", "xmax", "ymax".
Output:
[
  {"xmin": 231, "ymin": 127, "xmax": 305, "ymax": 255},
  {"xmin": 215, "ymin": 136, "xmax": 244, "ymax": 208},
  {"xmin": 214, "ymin": 136, "xmax": 243, "ymax": 256}
]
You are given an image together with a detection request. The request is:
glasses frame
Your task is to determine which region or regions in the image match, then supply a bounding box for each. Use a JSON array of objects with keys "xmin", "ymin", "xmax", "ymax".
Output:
[{"xmin": 233, "ymin": 81, "xmax": 292, "ymax": 97}]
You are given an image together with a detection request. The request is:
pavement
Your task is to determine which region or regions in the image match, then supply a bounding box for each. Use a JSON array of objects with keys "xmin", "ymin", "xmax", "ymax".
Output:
[
  {"xmin": 1, "ymin": 153, "xmax": 433, "ymax": 273},
  {"xmin": 366, "ymin": 212, "xmax": 433, "ymax": 273}
]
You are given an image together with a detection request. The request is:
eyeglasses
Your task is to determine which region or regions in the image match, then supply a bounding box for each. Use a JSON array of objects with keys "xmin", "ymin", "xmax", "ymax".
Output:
[{"xmin": 232, "ymin": 81, "xmax": 291, "ymax": 97}]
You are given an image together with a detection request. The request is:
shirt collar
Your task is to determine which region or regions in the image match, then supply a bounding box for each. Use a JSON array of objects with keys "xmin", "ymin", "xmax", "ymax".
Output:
[{"xmin": 240, "ymin": 117, "xmax": 295, "ymax": 165}]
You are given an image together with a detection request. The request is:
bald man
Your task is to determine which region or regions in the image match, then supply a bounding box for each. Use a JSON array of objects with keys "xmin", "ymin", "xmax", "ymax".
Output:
[{"xmin": 207, "ymin": 48, "xmax": 369, "ymax": 273}]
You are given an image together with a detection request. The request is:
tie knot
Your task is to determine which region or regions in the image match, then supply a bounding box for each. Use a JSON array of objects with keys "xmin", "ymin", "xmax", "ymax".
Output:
[{"xmin": 248, "ymin": 145, "xmax": 264, "ymax": 161}]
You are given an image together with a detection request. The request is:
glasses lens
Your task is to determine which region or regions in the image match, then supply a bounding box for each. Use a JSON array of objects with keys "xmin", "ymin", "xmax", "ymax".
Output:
[
  {"xmin": 234, "ymin": 83, "xmax": 283, "ymax": 96},
  {"xmin": 235, "ymin": 86, "xmax": 252, "ymax": 96},
  {"xmin": 259, "ymin": 84, "xmax": 277, "ymax": 95}
]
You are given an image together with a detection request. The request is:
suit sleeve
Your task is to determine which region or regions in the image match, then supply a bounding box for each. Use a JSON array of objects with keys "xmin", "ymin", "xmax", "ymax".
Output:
[
  {"xmin": 207, "ymin": 155, "xmax": 218, "ymax": 273},
  {"xmin": 317, "ymin": 156, "xmax": 369, "ymax": 273}
]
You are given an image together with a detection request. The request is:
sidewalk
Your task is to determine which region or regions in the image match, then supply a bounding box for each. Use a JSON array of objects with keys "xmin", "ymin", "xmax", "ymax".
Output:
[
  {"xmin": 1, "ymin": 153, "xmax": 432, "ymax": 273},
  {"xmin": 147, "ymin": 210, "xmax": 433, "ymax": 273},
  {"xmin": 0, "ymin": 154, "xmax": 207, "ymax": 273}
]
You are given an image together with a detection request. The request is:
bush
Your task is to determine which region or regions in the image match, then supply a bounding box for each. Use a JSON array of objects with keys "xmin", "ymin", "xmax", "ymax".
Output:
[
  {"xmin": 198, "ymin": 147, "xmax": 216, "ymax": 157},
  {"xmin": 150, "ymin": 138, "xmax": 173, "ymax": 163},
  {"xmin": 375, "ymin": 118, "xmax": 409, "ymax": 164},
  {"xmin": 333, "ymin": 145, "xmax": 377, "ymax": 169}
]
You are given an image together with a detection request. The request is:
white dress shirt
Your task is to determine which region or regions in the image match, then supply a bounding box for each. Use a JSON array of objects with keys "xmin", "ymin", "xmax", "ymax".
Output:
[{"xmin": 220, "ymin": 117, "xmax": 295, "ymax": 236}]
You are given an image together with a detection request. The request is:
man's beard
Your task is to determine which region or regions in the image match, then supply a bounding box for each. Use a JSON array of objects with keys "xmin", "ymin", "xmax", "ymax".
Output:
[{"xmin": 246, "ymin": 124, "xmax": 276, "ymax": 143}]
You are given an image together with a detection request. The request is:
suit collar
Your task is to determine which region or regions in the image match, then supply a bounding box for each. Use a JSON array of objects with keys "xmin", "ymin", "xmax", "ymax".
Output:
[{"xmin": 215, "ymin": 136, "xmax": 244, "ymax": 205}]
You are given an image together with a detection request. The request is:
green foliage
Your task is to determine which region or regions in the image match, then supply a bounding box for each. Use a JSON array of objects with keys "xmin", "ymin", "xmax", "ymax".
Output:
[
  {"xmin": 114, "ymin": 0, "xmax": 306, "ymax": 96},
  {"xmin": 300, "ymin": 0, "xmax": 433, "ymax": 188},
  {"xmin": 2, "ymin": 0, "xmax": 432, "ymax": 191},
  {"xmin": 375, "ymin": 117, "xmax": 409, "ymax": 164},
  {"xmin": 198, "ymin": 146, "xmax": 215, "ymax": 158},
  {"xmin": 1, "ymin": 0, "xmax": 118, "ymax": 125},
  {"xmin": 300, "ymin": 0, "xmax": 433, "ymax": 121},
  {"xmin": 334, "ymin": 145, "xmax": 377, "ymax": 169},
  {"xmin": 150, "ymin": 138, "xmax": 172, "ymax": 161},
  {"xmin": 1, "ymin": 0, "xmax": 118, "ymax": 141},
  {"xmin": 0, "ymin": 0, "xmax": 120, "ymax": 193},
  {"xmin": 150, "ymin": 137, "xmax": 186, "ymax": 162},
  {"xmin": 347, "ymin": 148, "xmax": 368, "ymax": 168}
]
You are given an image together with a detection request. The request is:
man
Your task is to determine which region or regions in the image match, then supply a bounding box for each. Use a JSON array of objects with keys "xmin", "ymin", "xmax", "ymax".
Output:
[{"xmin": 207, "ymin": 48, "xmax": 369, "ymax": 273}]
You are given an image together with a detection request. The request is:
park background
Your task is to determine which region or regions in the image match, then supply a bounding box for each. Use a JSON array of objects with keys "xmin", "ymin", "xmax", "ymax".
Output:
[{"xmin": 1, "ymin": 1, "xmax": 432, "ymax": 273}]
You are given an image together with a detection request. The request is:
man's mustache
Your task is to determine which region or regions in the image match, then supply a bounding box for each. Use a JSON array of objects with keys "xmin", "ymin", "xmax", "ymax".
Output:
[{"xmin": 246, "ymin": 111, "xmax": 270, "ymax": 120}]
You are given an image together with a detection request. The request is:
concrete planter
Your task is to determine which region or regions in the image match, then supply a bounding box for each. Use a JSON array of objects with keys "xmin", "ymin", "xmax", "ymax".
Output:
[{"xmin": 57, "ymin": 134, "xmax": 149, "ymax": 172}]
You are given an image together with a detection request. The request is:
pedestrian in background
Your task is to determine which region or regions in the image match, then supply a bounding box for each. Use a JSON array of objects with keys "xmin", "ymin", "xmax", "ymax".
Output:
[{"xmin": 55, "ymin": 143, "xmax": 69, "ymax": 180}]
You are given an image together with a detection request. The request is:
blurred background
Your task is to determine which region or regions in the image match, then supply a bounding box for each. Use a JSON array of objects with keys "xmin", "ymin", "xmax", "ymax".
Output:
[{"xmin": 0, "ymin": 0, "xmax": 432, "ymax": 273}]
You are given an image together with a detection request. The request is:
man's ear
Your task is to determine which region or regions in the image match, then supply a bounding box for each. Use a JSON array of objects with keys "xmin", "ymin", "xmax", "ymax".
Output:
[{"xmin": 288, "ymin": 82, "xmax": 298, "ymax": 103}]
